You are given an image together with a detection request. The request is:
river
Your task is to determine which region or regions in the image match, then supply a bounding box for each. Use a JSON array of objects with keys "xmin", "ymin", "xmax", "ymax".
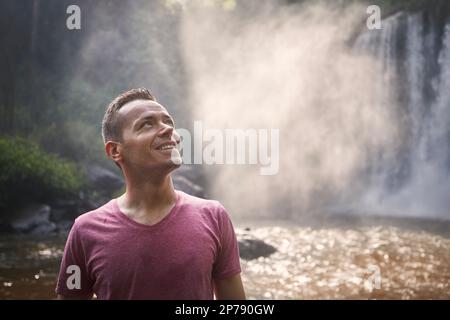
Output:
[{"xmin": 1, "ymin": 221, "xmax": 449, "ymax": 299}]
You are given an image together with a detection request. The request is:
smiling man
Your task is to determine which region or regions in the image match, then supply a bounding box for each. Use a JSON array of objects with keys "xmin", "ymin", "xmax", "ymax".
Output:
[{"xmin": 56, "ymin": 88, "xmax": 246, "ymax": 300}]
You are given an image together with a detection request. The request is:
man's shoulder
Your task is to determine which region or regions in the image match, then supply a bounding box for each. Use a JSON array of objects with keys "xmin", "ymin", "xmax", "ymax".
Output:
[
  {"xmin": 177, "ymin": 190, "xmax": 224, "ymax": 212},
  {"xmin": 73, "ymin": 199, "xmax": 116, "ymax": 228},
  {"xmin": 177, "ymin": 190, "xmax": 231, "ymax": 225}
]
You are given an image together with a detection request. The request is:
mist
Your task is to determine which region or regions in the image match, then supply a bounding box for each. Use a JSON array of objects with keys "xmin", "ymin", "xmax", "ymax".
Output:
[
  {"xmin": 25, "ymin": 0, "xmax": 450, "ymax": 221},
  {"xmin": 179, "ymin": 1, "xmax": 417, "ymax": 221}
]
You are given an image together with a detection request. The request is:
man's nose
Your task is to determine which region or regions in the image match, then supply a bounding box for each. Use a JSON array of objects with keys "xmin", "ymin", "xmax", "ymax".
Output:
[{"xmin": 157, "ymin": 122, "xmax": 174, "ymax": 137}]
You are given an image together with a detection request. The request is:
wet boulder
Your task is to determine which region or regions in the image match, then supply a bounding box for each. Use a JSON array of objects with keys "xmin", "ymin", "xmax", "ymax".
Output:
[
  {"xmin": 237, "ymin": 231, "xmax": 277, "ymax": 260},
  {"xmin": 49, "ymin": 199, "xmax": 79, "ymax": 222},
  {"xmin": 9, "ymin": 204, "xmax": 56, "ymax": 235},
  {"xmin": 85, "ymin": 165, "xmax": 124, "ymax": 193},
  {"xmin": 172, "ymin": 166, "xmax": 205, "ymax": 198},
  {"xmin": 172, "ymin": 175, "xmax": 205, "ymax": 198}
]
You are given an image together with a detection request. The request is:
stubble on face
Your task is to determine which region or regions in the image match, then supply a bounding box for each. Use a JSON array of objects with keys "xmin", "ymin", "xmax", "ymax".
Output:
[{"xmin": 117, "ymin": 100, "xmax": 181, "ymax": 173}]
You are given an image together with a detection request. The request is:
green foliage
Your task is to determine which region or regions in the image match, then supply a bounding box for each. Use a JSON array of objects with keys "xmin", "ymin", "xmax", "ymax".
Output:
[{"xmin": 0, "ymin": 136, "xmax": 85, "ymax": 211}]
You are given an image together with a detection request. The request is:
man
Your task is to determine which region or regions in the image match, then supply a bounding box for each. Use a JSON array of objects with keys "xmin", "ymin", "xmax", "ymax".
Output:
[{"xmin": 56, "ymin": 88, "xmax": 246, "ymax": 300}]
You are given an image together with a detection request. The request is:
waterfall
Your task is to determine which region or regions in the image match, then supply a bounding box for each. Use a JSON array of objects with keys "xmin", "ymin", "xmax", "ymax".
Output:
[
  {"xmin": 353, "ymin": 10, "xmax": 450, "ymax": 219},
  {"xmin": 181, "ymin": 2, "xmax": 450, "ymax": 221}
]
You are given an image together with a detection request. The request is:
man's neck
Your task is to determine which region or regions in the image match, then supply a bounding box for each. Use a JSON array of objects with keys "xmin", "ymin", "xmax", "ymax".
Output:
[{"xmin": 118, "ymin": 170, "xmax": 177, "ymax": 221}]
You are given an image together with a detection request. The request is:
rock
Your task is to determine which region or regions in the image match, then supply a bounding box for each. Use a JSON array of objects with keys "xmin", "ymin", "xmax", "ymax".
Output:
[
  {"xmin": 80, "ymin": 164, "xmax": 124, "ymax": 212},
  {"xmin": 55, "ymin": 220, "xmax": 75, "ymax": 232},
  {"xmin": 30, "ymin": 221, "xmax": 57, "ymax": 235},
  {"xmin": 174, "ymin": 166, "xmax": 206, "ymax": 184},
  {"xmin": 86, "ymin": 165, "xmax": 124, "ymax": 194},
  {"xmin": 237, "ymin": 233, "xmax": 277, "ymax": 260},
  {"xmin": 78, "ymin": 194, "xmax": 112, "ymax": 213},
  {"xmin": 172, "ymin": 175, "xmax": 205, "ymax": 198},
  {"xmin": 9, "ymin": 204, "xmax": 57, "ymax": 234},
  {"xmin": 50, "ymin": 199, "xmax": 79, "ymax": 222},
  {"xmin": 172, "ymin": 166, "xmax": 205, "ymax": 197}
]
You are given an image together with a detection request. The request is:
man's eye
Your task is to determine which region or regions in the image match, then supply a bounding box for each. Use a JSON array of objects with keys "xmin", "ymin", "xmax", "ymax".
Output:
[
  {"xmin": 142, "ymin": 122, "xmax": 152, "ymax": 128},
  {"xmin": 165, "ymin": 120, "xmax": 174, "ymax": 127}
]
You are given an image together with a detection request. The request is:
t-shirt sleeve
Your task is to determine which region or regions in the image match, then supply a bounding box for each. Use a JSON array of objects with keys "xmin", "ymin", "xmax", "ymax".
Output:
[
  {"xmin": 55, "ymin": 220, "xmax": 94, "ymax": 298},
  {"xmin": 212, "ymin": 203, "xmax": 242, "ymax": 280}
]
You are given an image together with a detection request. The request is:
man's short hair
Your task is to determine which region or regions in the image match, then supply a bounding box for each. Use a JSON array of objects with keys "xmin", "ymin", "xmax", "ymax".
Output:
[{"xmin": 102, "ymin": 88, "xmax": 156, "ymax": 144}]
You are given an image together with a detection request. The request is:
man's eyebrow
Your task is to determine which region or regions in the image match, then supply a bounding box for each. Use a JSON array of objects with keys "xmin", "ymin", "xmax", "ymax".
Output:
[
  {"xmin": 133, "ymin": 113, "xmax": 174, "ymax": 129},
  {"xmin": 161, "ymin": 114, "xmax": 174, "ymax": 121}
]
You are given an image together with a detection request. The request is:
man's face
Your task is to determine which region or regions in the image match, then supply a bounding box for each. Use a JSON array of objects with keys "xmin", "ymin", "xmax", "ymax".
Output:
[{"xmin": 116, "ymin": 99, "xmax": 181, "ymax": 172}]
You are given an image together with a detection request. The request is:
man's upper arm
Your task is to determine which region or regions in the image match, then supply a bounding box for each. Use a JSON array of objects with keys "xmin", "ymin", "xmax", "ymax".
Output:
[
  {"xmin": 212, "ymin": 203, "xmax": 242, "ymax": 278},
  {"xmin": 213, "ymin": 273, "xmax": 246, "ymax": 300},
  {"xmin": 211, "ymin": 203, "xmax": 245, "ymax": 299},
  {"xmin": 55, "ymin": 220, "xmax": 94, "ymax": 299}
]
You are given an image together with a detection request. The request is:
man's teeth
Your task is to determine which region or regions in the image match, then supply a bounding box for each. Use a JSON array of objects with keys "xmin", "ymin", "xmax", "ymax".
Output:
[{"xmin": 159, "ymin": 145, "xmax": 175, "ymax": 150}]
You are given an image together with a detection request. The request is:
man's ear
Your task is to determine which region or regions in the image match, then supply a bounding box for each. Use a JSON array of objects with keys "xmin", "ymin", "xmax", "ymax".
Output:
[{"xmin": 105, "ymin": 141, "xmax": 122, "ymax": 163}]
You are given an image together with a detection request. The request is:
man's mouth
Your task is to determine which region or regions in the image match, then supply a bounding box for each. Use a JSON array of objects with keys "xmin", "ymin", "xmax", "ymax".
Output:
[{"xmin": 156, "ymin": 142, "xmax": 177, "ymax": 151}]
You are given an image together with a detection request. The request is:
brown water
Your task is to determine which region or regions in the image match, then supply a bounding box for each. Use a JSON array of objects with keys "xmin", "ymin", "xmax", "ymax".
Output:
[
  {"xmin": 1, "ymin": 224, "xmax": 449, "ymax": 299},
  {"xmin": 239, "ymin": 225, "xmax": 450, "ymax": 299},
  {"xmin": 0, "ymin": 233, "xmax": 65, "ymax": 299}
]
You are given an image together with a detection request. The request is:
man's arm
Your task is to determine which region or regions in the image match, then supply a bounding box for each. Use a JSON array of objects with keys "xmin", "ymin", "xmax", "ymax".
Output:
[
  {"xmin": 213, "ymin": 273, "xmax": 246, "ymax": 300},
  {"xmin": 55, "ymin": 220, "xmax": 95, "ymax": 299}
]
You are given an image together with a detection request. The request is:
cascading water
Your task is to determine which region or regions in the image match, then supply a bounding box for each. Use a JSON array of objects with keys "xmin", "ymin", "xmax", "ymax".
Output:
[
  {"xmin": 353, "ymin": 10, "xmax": 450, "ymax": 219},
  {"xmin": 183, "ymin": 2, "xmax": 450, "ymax": 222}
]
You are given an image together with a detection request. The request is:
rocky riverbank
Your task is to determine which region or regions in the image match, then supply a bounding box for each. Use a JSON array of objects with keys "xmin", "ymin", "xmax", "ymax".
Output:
[{"xmin": 0, "ymin": 164, "xmax": 207, "ymax": 235}]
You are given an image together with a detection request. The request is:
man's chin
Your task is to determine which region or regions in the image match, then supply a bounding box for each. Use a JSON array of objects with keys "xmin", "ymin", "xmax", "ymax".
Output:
[
  {"xmin": 169, "ymin": 151, "xmax": 182, "ymax": 166},
  {"xmin": 159, "ymin": 157, "xmax": 182, "ymax": 172},
  {"xmin": 143, "ymin": 149, "xmax": 182, "ymax": 172}
]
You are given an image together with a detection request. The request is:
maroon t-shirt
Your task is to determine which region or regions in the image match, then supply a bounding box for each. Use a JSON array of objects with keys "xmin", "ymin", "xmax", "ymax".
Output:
[{"xmin": 55, "ymin": 190, "xmax": 241, "ymax": 299}]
